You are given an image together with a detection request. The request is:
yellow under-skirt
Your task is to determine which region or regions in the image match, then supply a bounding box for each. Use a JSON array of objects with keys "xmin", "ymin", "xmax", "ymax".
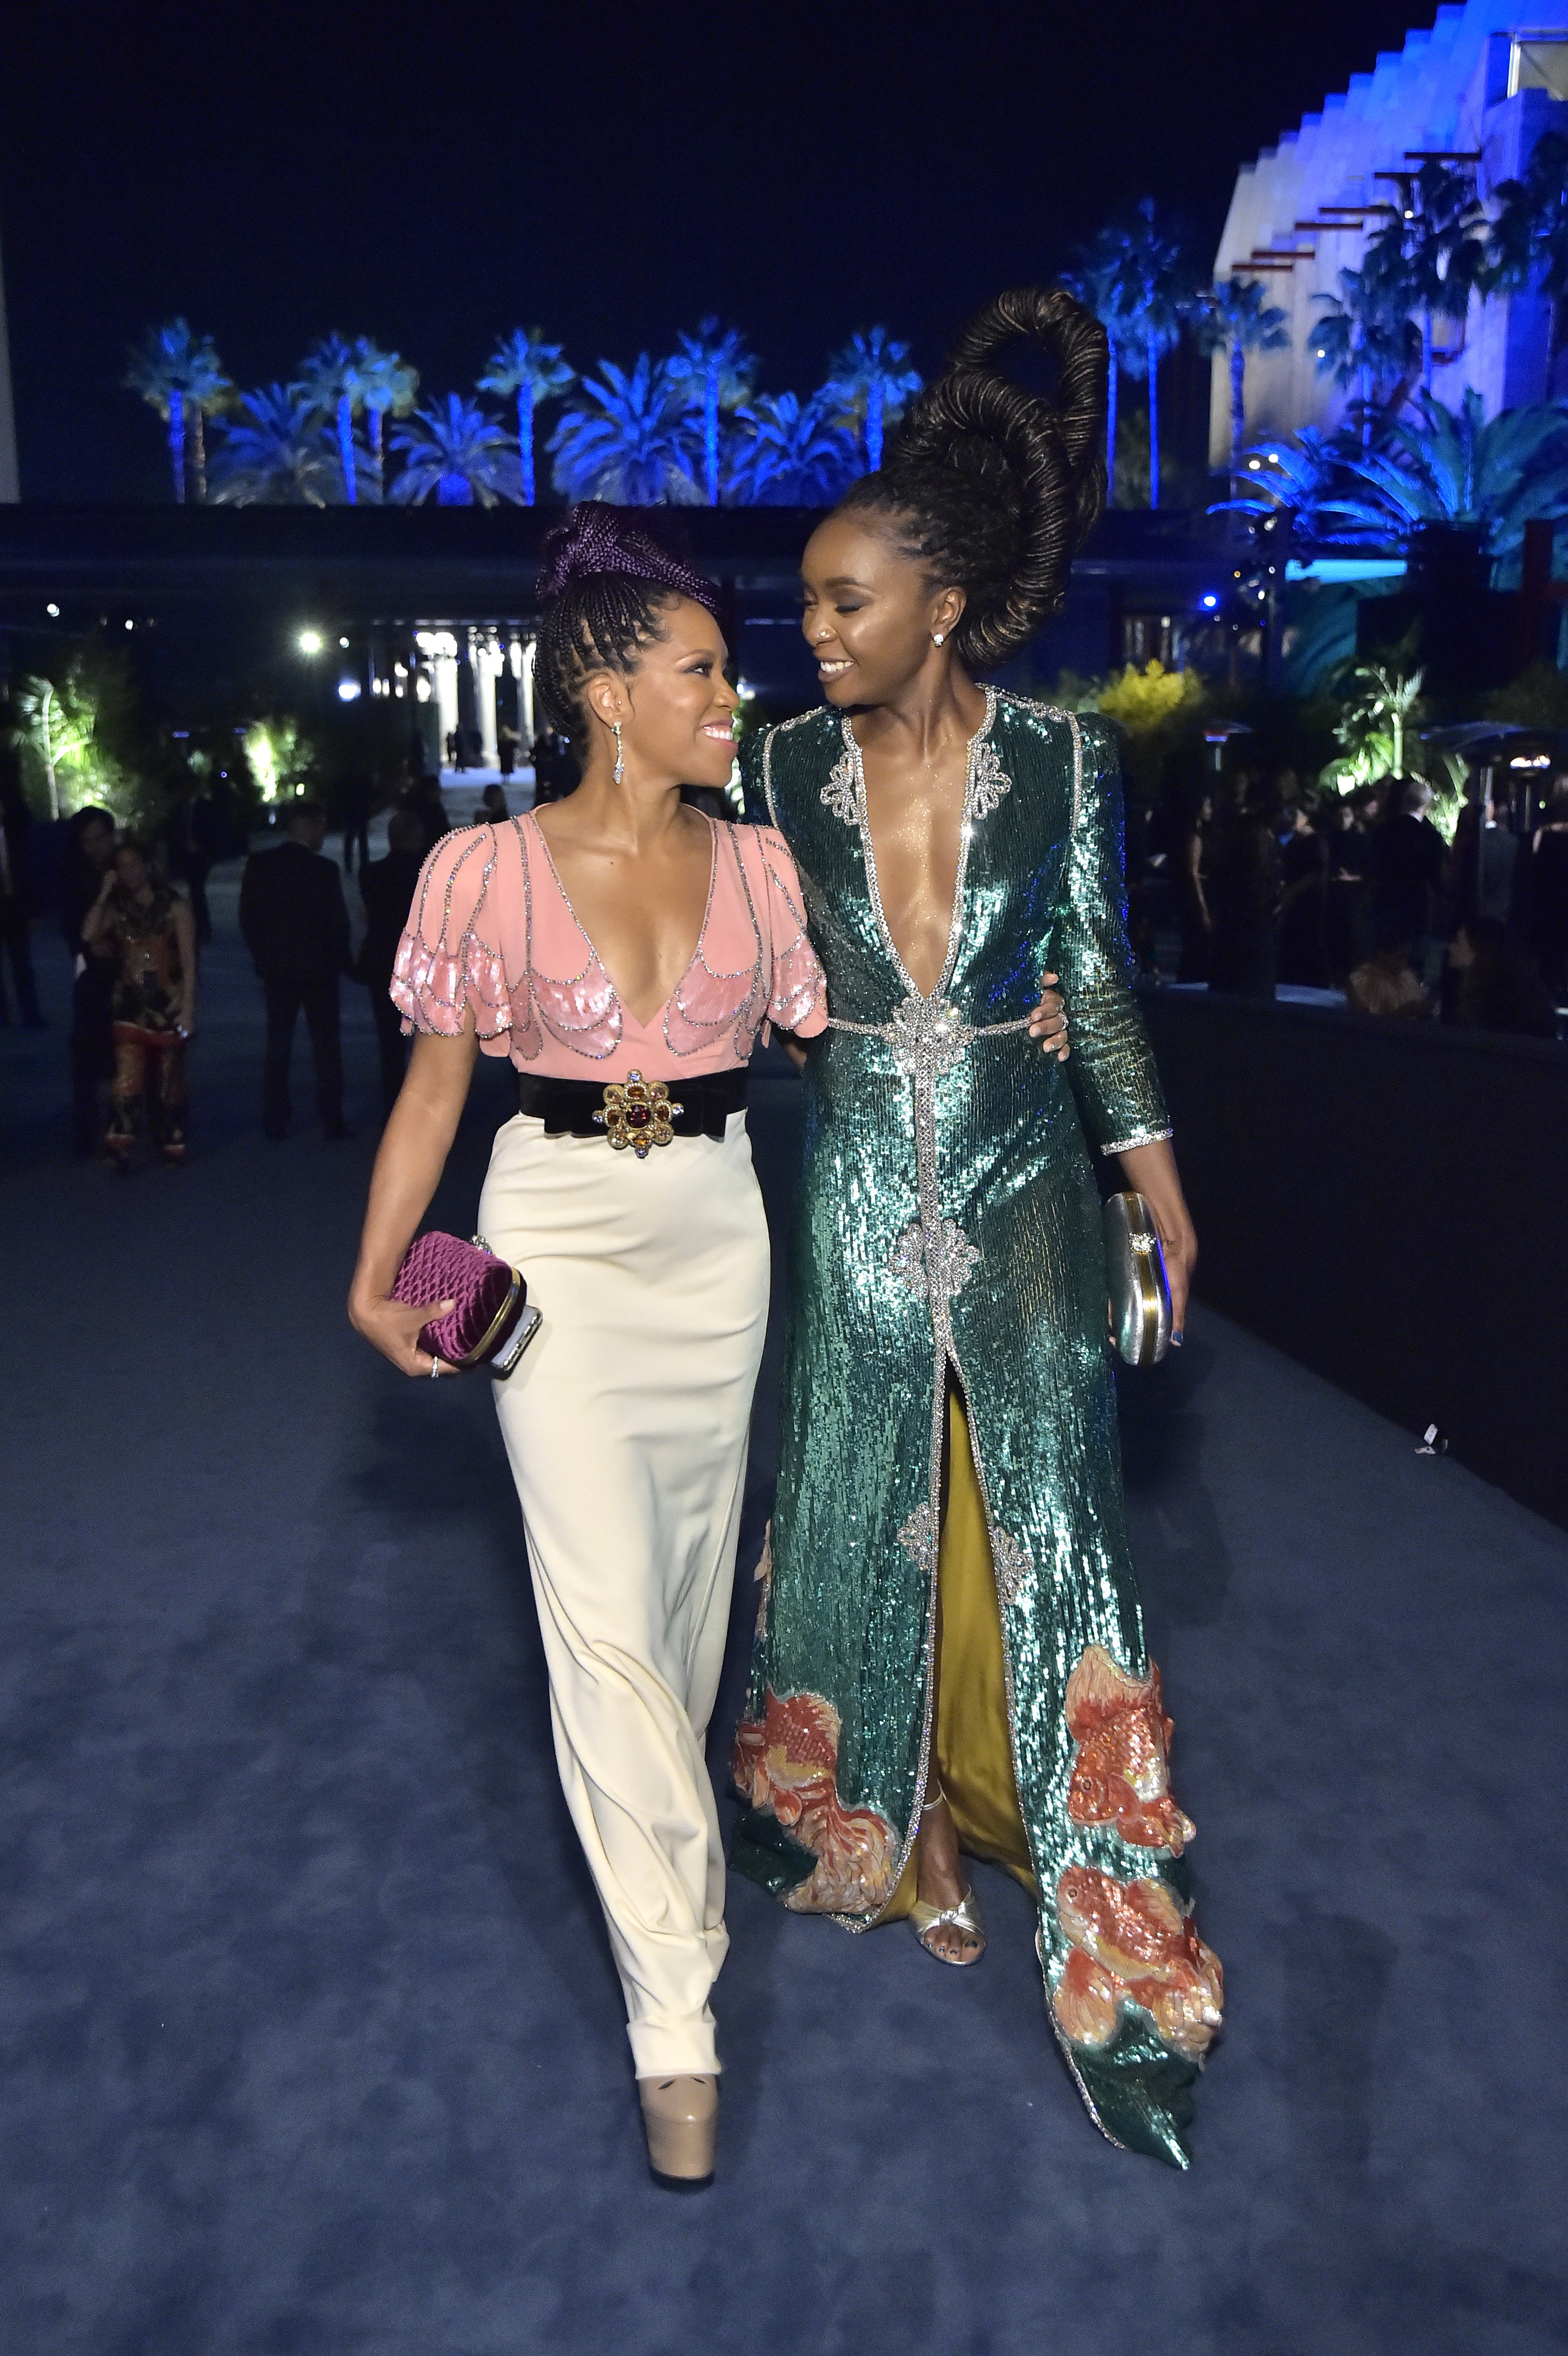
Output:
[{"xmin": 882, "ymin": 1388, "xmax": 1036, "ymax": 1918}]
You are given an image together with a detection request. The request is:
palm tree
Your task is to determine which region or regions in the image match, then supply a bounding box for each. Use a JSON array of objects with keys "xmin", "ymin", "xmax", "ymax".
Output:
[
  {"xmin": 1328, "ymin": 387, "xmax": 1568, "ymax": 556},
  {"xmin": 548, "ymin": 357, "xmax": 703, "ymax": 503},
  {"xmin": 1311, "ymin": 267, "xmax": 1424, "ymax": 446},
  {"xmin": 1198, "ymin": 277, "xmax": 1289, "ymax": 483},
  {"xmin": 299, "ymin": 335, "xmax": 364, "ymax": 502},
  {"xmin": 726, "ymin": 390, "xmax": 858, "ymax": 505},
  {"xmin": 1362, "ymin": 161, "xmax": 1488, "ymax": 394},
  {"xmin": 124, "ymin": 320, "xmax": 231, "ymax": 503},
  {"xmin": 668, "ymin": 320, "xmax": 756, "ymax": 504},
  {"xmin": 1211, "ymin": 428, "xmax": 1379, "ymax": 547},
  {"xmin": 388, "ymin": 395, "xmax": 522, "ymax": 505},
  {"xmin": 1488, "ymin": 131, "xmax": 1568, "ymax": 394},
  {"xmin": 210, "ymin": 384, "xmax": 339, "ymax": 505},
  {"xmin": 348, "ymin": 340, "xmax": 419, "ymax": 501},
  {"xmin": 1103, "ymin": 200, "xmax": 1197, "ymax": 508},
  {"xmin": 479, "ymin": 329, "xmax": 575, "ymax": 505},
  {"xmin": 823, "ymin": 328, "xmax": 922, "ymax": 473},
  {"xmin": 1061, "ymin": 236, "xmax": 1141, "ymax": 502}
]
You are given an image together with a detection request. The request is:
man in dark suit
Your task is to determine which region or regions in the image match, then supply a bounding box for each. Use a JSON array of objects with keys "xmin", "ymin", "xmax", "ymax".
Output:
[
  {"xmin": 358, "ymin": 807, "xmax": 424, "ymax": 1116},
  {"xmin": 239, "ymin": 799, "xmax": 352, "ymax": 1139}
]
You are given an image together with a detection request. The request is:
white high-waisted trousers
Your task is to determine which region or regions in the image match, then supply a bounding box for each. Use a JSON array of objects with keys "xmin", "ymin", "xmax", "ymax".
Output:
[{"xmin": 479, "ymin": 1108, "xmax": 770, "ymax": 2079}]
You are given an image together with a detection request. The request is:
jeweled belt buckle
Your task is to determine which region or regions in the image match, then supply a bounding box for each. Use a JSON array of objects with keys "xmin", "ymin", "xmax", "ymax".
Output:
[{"xmin": 593, "ymin": 1070, "xmax": 684, "ymax": 1159}]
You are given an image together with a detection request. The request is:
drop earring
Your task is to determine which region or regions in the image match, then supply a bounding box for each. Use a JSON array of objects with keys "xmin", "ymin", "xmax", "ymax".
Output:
[
  {"xmin": 932, "ymin": 630, "xmax": 945, "ymax": 647},
  {"xmin": 612, "ymin": 720, "xmax": 624, "ymax": 783}
]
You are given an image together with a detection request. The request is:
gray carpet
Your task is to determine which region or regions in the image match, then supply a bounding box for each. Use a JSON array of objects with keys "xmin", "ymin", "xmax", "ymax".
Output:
[{"xmin": 1, "ymin": 877, "xmax": 1564, "ymax": 2355}]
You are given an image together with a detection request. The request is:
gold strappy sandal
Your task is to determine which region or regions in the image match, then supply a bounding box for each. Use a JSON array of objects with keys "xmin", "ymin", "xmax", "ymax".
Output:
[{"xmin": 909, "ymin": 1790, "xmax": 987, "ymax": 1966}]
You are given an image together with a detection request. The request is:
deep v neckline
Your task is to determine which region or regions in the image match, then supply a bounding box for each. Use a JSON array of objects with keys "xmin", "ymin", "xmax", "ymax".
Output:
[
  {"xmin": 847, "ymin": 687, "xmax": 998, "ymax": 1003},
  {"xmin": 528, "ymin": 809, "xmax": 719, "ymax": 1031}
]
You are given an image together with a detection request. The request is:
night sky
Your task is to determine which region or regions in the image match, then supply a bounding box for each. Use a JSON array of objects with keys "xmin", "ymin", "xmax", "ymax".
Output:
[{"xmin": 1, "ymin": 0, "xmax": 1433, "ymax": 502}]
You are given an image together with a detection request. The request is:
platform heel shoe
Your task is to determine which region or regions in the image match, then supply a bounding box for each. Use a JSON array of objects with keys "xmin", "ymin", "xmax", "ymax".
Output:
[{"xmin": 639, "ymin": 2074, "xmax": 718, "ymax": 2189}]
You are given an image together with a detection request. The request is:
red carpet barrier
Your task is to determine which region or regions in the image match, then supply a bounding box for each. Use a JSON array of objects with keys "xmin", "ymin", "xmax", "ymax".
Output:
[{"xmin": 1137, "ymin": 989, "xmax": 1568, "ymax": 1530}]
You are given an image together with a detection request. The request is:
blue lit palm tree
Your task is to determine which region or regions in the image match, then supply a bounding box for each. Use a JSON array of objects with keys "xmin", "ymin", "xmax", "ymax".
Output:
[
  {"xmin": 1311, "ymin": 266, "xmax": 1424, "ymax": 446},
  {"xmin": 125, "ymin": 320, "xmax": 231, "ymax": 503},
  {"xmin": 1197, "ymin": 277, "xmax": 1290, "ymax": 483},
  {"xmin": 1329, "ymin": 387, "xmax": 1568, "ymax": 557},
  {"xmin": 299, "ymin": 335, "xmax": 365, "ymax": 502},
  {"xmin": 824, "ymin": 328, "xmax": 922, "ymax": 473},
  {"xmin": 348, "ymin": 340, "xmax": 419, "ymax": 501},
  {"xmin": 548, "ymin": 357, "xmax": 703, "ymax": 504},
  {"xmin": 479, "ymin": 329, "xmax": 575, "ymax": 505},
  {"xmin": 1062, "ymin": 234, "xmax": 1142, "ymax": 502},
  {"xmin": 388, "ymin": 395, "xmax": 522, "ymax": 505},
  {"xmin": 668, "ymin": 319, "xmax": 756, "ymax": 504},
  {"xmin": 1488, "ymin": 131, "xmax": 1568, "ymax": 393},
  {"xmin": 1103, "ymin": 199, "xmax": 1198, "ymax": 508},
  {"xmin": 1210, "ymin": 429, "xmax": 1376, "ymax": 546},
  {"xmin": 726, "ymin": 391, "xmax": 858, "ymax": 505},
  {"xmin": 209, "ymin": 385, "xmax": 339, "ymax": 505},
  {"xmin": 1362, "ymin": 161, "xmax": 1487, "ymax": 395}
]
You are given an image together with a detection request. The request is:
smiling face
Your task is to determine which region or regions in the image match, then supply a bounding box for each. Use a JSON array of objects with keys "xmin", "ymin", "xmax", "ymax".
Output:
[
  {"xmin": 585, "ymin": 594, "xmax": 738, "ymax": 788},
  {"xmin": 799, "ymin": 512, "xmax": 964, "ymax": 709}
]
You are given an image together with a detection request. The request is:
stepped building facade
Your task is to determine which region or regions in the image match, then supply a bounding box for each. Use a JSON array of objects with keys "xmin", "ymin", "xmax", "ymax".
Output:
[{"xmin": 1211, "ymin": 0, "xmax": 1568, "ymax": 464}]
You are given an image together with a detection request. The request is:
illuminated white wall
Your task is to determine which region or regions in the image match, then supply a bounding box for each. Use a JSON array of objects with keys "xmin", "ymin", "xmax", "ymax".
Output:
[{"xmin": 1211, "ymin": 0, "xmax": 1568, "ymax": 464}]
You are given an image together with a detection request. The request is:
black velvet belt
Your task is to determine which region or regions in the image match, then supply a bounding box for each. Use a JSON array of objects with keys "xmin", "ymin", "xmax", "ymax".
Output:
[{"xmin": 516, "ymin": 1065, "xmax": 748, "ymax": 1154}]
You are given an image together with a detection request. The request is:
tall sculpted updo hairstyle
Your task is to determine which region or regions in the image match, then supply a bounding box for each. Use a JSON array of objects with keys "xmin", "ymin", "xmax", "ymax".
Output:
[
  {"xmin": 836, "ymin": 286, "xmax": 1108, "ymax": 673},
  {"xmin": 533, "ymin": 501, "xmax": 721, "ymax": 741}
]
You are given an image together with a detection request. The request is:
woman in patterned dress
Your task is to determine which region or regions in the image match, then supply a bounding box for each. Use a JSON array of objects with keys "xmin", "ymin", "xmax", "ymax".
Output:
[{"xmin": 730, "ymin": 290, "xmax": 1222, "ymax": 2167}]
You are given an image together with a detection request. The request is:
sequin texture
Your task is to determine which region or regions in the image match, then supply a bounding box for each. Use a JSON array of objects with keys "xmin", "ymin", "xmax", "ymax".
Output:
[{"xmin": 736, "ymin": 694, "xmax": 1216, "ymax": 2170}]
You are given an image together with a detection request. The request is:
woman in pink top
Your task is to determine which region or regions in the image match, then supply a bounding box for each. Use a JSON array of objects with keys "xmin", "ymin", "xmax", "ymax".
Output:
[{"xmin": 348, "ymin": 508, "xmax": 826, "ymax": 2188}]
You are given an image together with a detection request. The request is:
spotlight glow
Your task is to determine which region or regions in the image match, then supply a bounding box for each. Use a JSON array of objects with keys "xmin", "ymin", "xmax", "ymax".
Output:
[
  {"xmin": 298, "ymin": 630, "xmax": 323, "ymax": 655},
  {"xmin": 337, "ymin": 678, "xmax": 362, "ymax": 702},
  {"xmin": 1201, "ymin": 594, "xmax": 1219, "ymax": 610},
  {"xmin": 46, "ymin": 602, "xmax": 59, "ymax": 617}
]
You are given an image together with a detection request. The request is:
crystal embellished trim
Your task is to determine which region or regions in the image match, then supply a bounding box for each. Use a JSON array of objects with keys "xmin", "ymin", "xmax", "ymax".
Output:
[
  {"xmin": 821, "ymin": 750, "xmax": 859, "ymax": 824},
  {"xmin": 897, "ymin": 1501, "xmax": 935, "ymax": 1574},
  {"xmin": 889, "ymin": 1217, "xmax": 980, "ymax": 1302},
  {"xmin": 968, "ymin": 737, "xmax": 1011, "ymax": 821},
  {"xmin": 884, "ymin": 994, "xmax": 975, "ymax": 1079},
  {"xmin": 990, "ymin": 1529, "xmax": 1031, "ymax": 1607}
]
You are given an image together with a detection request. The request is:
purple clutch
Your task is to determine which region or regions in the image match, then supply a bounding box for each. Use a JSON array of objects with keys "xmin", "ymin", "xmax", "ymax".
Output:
[{"xmin": 390, "ymin": 1232, "xmax": 539, "ymax": 1374}]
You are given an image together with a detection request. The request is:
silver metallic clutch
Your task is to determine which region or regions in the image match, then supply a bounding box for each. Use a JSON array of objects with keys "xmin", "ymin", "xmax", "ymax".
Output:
[{"xmin": 1103, "ymin": 1190, "xmax": 1172, "ymax": 1365}]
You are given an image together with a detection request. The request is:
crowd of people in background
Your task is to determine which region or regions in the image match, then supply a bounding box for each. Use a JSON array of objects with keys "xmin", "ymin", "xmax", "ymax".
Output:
[
  {"xmin": 4, "ymin": 735, "xmax": 1566, "ymax": 1173},
  {"xmin": 1157, "ymin": 764, "xmax": 1568, "ymax": 1037}
]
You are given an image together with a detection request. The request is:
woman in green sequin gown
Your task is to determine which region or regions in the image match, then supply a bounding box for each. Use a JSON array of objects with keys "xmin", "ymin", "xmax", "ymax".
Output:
[{"xmin": 729, "ymin": 290, "xmax": 1223, "ymax": 2168}]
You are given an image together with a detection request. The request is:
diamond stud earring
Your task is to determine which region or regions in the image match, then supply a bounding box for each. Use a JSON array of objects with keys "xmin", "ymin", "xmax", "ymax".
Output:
[
  {"xmin": 612, "ymin": 720, "xmax": 625, "ymax": 783},
  {"xmin": 932, "ymin": 630, "xmax": 945, "ymax": 647}
]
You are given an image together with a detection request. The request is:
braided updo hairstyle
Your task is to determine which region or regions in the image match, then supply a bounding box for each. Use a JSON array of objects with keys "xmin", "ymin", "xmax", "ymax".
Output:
[
  {"xmin": 534, "ymin": 502, "xmax": 721, "ymax": 740},
  {"xmin": 836, "ymin": 286, "xmax": 1107, "ymax": 672}
]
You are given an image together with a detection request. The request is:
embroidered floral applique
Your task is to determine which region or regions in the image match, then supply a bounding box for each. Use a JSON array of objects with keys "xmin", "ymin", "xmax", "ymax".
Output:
[
  {"xmin": 821, "ymin": 750, "xmax": 859, "ymax": 824},
  {"xmin": 896, "ymin": 1500, "xmax": 936, "ymax": 1576},
  {"xmin": 884, "ymin": 994, "xmax": 975, "ymax": 1080},
  {"xmin": 1050, "ymin": 1866, "xmax": 1223, "ymax": 2061},
  {"xmin": 731, "ymin": 1688, "xmax": 901, "ymax": 1913},
  {"xmin": 889, "ymin": 1218, "xmax": 980, "ymax": 1302},
  {"xmin": 967, "ymin": 736, "xmax": 1011, "ymax": 821},
  {"xmin": 990, "ymin": 1528, "xmax": 1031, "ymax": 1607},
  {"xmin": 1064, "ymin": 1644, "xmax": 1196, "ymax": 1855}
]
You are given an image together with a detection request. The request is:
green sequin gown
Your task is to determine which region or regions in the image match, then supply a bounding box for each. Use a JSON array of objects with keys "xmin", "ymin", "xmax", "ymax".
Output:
[{"xmin": 730, "ymin": 688, "xmax": 1223, "ymax": 2168}]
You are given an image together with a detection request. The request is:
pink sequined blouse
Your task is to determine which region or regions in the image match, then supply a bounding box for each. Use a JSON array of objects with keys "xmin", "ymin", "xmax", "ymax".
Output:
[{"xmin": 391, "ymin": 812, "xmax": 827, "ymax": 1080}]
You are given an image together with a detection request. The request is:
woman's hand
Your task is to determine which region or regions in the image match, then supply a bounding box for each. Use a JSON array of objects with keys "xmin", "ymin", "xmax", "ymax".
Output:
[
  {"xmin": 347, "ymin": 1023, "xmax": 480, "ymax": 1376},
  {"xmin": 1028, "ymin": 969, "xmax": 1070, "ymax": 1061},
  {"xmin": 349, "ymin": 1287, "xmax": 458, "ymax": 1378},
  {"xmin": 1115, "ymin": 1138, "xmax": 1196, "ymax": 1343}
]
